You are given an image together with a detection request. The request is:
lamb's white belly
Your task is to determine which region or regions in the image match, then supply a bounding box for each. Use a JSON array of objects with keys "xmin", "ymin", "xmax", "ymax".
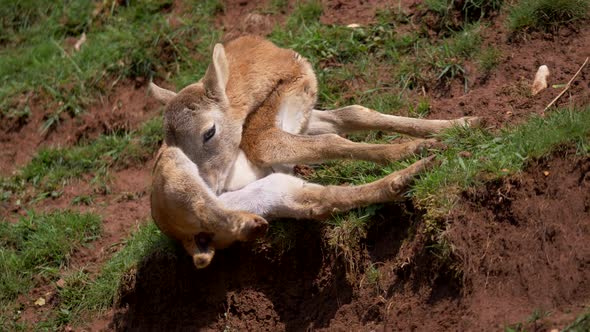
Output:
[{"xmin": 224, "ymin": 150, "xmax": 272, "ymax": 192}]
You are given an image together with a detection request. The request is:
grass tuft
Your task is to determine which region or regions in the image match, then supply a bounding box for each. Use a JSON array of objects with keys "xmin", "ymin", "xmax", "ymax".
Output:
[
  {"xmin": 265, "ymin": 0, "xmax": 289, "ymax": 14},
  {"xmin": 0, "ymin": 211, "xmax": 101, "ymax": 304},
  {"xmin": 325, "ymin": 206, "xmax": 381, "ymax": 280},
  {"xmin": 562, "ymin": 310, "xmax": 590, "ymax": 332},
  {"xmin": 428, "ymin": 23, "xmax": 482, "ymax": 85},
  {"xmin": 425, "ymin": 0, "xmax": 504, "ymax": 31},
  {"xmin": 508, "ymin": 0, "xmax": 589, "ymax": 33},
  {"xmin": 478, "ymin": 46, "xmax": 502, "ymax": 74},
  {"xmin": 286, "ymin": 0, "xmax": 322, "ymax": 28}
]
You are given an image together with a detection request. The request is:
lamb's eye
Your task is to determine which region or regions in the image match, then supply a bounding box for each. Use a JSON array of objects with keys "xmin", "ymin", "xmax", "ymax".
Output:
[{"xmin": 203, "ymin": 125, "xmax": 216, "ymax": 142}]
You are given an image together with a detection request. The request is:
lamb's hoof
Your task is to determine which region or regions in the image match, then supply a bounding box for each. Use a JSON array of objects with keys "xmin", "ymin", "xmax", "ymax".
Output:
[
  {"xmin": 242, "ymin": 216, "xmax": 269, "ymax": 241},
  {"xmin": 458, "ymin": 116, "xmax": 484, "ymax": 128},
  {"xmin": 386, "ymin": 155, "xmax": 438, "ymax": 198},
  {"xmin": 417, "ymin": 138, "xmax": 447, "ymax": 152}
]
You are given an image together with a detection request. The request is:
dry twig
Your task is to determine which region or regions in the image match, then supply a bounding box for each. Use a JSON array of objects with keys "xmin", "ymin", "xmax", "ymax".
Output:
[{"xmin": 543, "ymin": 57, "xmax": 589, "ymax": 113}]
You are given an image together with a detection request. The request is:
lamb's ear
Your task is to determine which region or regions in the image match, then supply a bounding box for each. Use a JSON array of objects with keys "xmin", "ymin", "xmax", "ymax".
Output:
[
  {"xmin": 203, "ymin": 43, "xmax": 229, "ymax": 99},
  {"xmin": 149, "ymin": 82, "xmax": 177, "ymax": 104}
]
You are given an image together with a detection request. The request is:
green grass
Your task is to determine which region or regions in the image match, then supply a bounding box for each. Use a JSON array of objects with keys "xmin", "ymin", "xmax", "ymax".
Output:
[
  {"xmin": 287, "ymin": 0, "xmax": 322, "ymax": 27},
  {"xmin": 563, "ymin": 311, "xmax": 590, "ymax": 332},
  {"xmin": 508, "ymin": 0, "xmax": 589, "ymax": 33},
  {"xmin": 478, "ymin": 46, "xmax": 502, "ymax": 74},
  {"xmin": 0, "ymin": 0, "xmax": 221, "ymax": 130},
  {"xmin": 425, "ymin": 0, "xmax": 504, "ymax": 31},
  {"xmin": 0, "ymin": 211, "xmax": 101, "ymax": 305},
  {"xmin": 1, "ymin": 221, "xmax": 171, "ymax": 329}
]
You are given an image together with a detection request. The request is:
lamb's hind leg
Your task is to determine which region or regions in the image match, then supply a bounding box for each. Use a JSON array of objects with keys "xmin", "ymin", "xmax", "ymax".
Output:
[
  {"xmin": 305, "ymin": 105, "xmax": 482, "ymax": 137},
  {"xmin": 219, "ymin": 156, "xmax": 434, "ymax": 220}
]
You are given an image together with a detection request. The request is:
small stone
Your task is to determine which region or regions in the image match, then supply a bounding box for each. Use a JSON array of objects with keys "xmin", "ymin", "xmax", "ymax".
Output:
[
  {"xmin": 532, "ymin": 65, "xmax": 550, "ymax": 96},
  {"xmin": 458, "ymin": 151, "xmax": 472, "ymax": 158},
  {"xmin": 74, "ymin": 32, "xmax": 87, "ymax": 51},
  {"xmin": 543, "ymin": 171, "xmax": 550, "ymax": 176},
  {"xmin": 56, "ymin": 278, "xmax": 66, "ymax": 288},
  {"xmin": 34, "ymin": 297, "xmax": 46, "ymax": 306}
]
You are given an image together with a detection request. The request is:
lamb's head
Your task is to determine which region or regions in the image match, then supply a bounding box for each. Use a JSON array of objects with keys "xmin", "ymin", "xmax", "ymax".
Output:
[{"xmin": 149, "ymin": 44, "xmax": 240, "ymax": 194}]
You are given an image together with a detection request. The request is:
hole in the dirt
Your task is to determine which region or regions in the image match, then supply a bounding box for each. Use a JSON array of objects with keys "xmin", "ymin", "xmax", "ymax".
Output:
[
  {"xmin": 361, "ymin": 304, "xmax": 383, "ymax": 323},
  {"xmin": 365, "ymin": 201, "xmax": 420, "ymax": 262},
  {"xmin": 463, "ymin": 179, "xmax": 523, "ymax": 225},
  {"xmin": 426, "ymin": 271, "xmax": 462, "ymax": 305}
]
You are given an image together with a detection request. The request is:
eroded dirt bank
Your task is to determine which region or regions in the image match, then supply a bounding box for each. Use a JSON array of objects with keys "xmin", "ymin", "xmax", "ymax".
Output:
[{"xmin": 109, "ymin": 151, "xmax": 590, "ymax": 331}]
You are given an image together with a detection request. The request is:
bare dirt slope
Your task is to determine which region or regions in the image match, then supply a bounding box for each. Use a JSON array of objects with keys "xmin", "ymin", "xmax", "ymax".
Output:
[{"xmin": 110, "ymin": 151, "xmax": 589, "ymax": 331}]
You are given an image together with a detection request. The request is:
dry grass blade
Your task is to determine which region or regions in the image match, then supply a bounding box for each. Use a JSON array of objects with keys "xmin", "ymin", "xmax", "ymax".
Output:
[{"xmin": 543, "ymin": 57, "xmax": 589, "ymax": 113}]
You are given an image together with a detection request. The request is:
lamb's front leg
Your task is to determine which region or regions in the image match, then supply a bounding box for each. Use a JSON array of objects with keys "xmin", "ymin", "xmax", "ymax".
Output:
[
  {"xmin": 218, "ymin": 156, "xmax": 434, "ymax": 220},
  {"xmin": 243, "ymin": 127, "xmax": 438, "ymax": 167}
]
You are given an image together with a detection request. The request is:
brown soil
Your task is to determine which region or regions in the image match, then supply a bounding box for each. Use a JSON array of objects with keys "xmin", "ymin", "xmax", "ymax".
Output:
[
  {"xmin": 445, "ymin": 150, "xmax": 590, "ymax": 330},
  {"xmin": 428, "ymin": 17, "xmax": 590, "ymax": 128},
  {"xmin": 216, "ymin": 0, "xmax": 286, "ymax": 41},
  {"xmin": 0, "ymin": 82, "xmax": 159, "ymax": 176},
  {"xmin": 320, "ymin": 0, "xmax": 426, "ymax": 26}
]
